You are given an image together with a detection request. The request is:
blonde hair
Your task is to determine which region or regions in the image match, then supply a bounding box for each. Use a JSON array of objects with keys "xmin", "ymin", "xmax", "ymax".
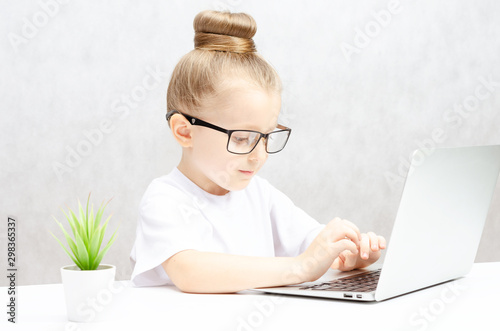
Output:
[{"xmin": 167, "ymin": 10, "xmax": 282, "ymax": 114}]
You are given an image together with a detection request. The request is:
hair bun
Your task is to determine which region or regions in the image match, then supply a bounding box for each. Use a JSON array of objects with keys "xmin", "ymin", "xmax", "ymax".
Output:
[{"xmin": 194, "ymin": 10, "xmax": 257, "ymax": 53}]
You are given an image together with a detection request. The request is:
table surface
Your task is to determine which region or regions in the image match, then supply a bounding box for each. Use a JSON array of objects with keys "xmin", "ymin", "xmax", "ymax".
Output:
[{"xmin": 2, "ymin": 262, "xmax": 499, "ymax": 331}]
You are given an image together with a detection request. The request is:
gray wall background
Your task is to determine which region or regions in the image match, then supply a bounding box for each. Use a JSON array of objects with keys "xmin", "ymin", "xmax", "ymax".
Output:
[{"xmin": 1, "ymin": 0, "xmax": 499, "ymax": 286}]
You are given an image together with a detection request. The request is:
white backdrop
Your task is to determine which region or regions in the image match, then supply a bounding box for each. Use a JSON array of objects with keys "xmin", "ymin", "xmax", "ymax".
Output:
[{"xmin": 1, "ymin": 0, "xmax": 499, "ymax": 286}]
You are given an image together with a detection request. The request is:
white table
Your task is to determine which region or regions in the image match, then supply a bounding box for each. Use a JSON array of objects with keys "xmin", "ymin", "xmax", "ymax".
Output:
[{"xmin": 2, "ymin": 262, "xmax": 499, "ymax": 331}]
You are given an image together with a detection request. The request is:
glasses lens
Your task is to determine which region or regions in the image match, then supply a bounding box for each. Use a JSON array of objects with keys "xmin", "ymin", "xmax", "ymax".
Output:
[
  {"xmin": 228, "ymin": 131, "xmax": 261, "ymax": 154},
  {"xmin": 267, "ymin": 130, "xmax": 290, "ymax": 153}
]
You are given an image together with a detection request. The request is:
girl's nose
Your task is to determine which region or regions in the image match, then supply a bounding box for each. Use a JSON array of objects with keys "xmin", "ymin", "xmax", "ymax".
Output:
[{"xmin": 249, "ymin": 137, "xmax": 267, "ymax": 162}]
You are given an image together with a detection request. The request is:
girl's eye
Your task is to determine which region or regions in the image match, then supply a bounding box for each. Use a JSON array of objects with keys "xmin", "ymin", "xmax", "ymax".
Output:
[{"xmin": 231, "ymin": 135, "xmax": 250, "ymax": 145}]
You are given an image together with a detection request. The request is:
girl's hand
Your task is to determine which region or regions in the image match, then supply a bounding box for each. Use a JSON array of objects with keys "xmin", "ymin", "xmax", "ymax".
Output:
[
  {"xmin": 331, "ymin": 232, "xmax": 386, "ymax": 271},
  {"xmin": 290, "ymin": 218, "xmax": 361, "ymax": 283}
]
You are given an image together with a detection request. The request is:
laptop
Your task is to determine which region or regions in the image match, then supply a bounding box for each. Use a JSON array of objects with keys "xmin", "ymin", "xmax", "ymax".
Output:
[{"xmin": 253, "ymin": 145, "xmax": 500, "ymax": 301}]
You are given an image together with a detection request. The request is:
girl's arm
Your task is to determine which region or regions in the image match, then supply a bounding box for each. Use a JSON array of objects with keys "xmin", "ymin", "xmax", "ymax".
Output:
[
  {"xmin": 163, "ymin": 250, "xmax": 303, "ymax": 293},
  {"xmin": 162, "ymin": 218, "xmax": 362, "ymax": 293}
]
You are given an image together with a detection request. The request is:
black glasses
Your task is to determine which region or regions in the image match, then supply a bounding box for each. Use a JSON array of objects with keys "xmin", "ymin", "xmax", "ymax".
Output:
[{"xmin": 166, "ymin": 110, "xmax": 291, "ymax": 155}]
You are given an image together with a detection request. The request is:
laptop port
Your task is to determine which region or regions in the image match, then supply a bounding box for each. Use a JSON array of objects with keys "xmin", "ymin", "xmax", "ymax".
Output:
[
  {"xmin": 356, "ymin": 294, "xmax": 362, "ymax": 299},
  {"xmin": 343, "ymin": 294, "xmax": 353, "ymax": 298}
]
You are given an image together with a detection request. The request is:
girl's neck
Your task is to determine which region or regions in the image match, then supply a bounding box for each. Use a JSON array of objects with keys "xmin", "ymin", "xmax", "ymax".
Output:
[{"xmin": 177, "ymin": 156, "xmax": 230, "ymax": 196}]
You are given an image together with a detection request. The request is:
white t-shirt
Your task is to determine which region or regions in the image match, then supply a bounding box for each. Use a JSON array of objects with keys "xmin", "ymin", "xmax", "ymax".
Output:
[{"xmin": 129, "ymin": 167, "xmax": 325, "ymax": 287}]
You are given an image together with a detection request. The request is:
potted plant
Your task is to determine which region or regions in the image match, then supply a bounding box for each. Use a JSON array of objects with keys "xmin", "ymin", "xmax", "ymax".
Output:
[{"xmin": 50, "ymin": 193, "xmax": 119, "ymax": 322}]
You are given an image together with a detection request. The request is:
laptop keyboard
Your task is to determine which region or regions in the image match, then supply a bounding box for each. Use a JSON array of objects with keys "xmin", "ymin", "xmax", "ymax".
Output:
[{"xmin": 299, "ymin": 269, "xmax": 381, "ymax": 292}]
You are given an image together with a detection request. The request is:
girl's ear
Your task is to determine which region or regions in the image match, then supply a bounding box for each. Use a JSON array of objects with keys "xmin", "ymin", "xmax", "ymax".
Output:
[{"xmin": 170, "ymin": 114, "xmax": 192, "ymax": 148}]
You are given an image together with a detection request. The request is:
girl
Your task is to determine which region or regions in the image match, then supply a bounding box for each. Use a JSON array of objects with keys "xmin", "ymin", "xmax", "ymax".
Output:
[{"xmin": 130, "ymin": 10, "xmax": 385, "ymax": 293}]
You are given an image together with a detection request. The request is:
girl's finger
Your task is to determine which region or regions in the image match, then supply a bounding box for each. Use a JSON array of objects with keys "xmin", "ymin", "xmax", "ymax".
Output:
[
  {"xmin": 331, "ymin": 257, "xmax": 340, "ymax": 269},
  {"xmin": 378, "ymin": 235, "xmax": 387, "ymax": 249},
  {"xmin": 367, "ymin": 232, "xmax": 379, "ymax": 251},
  {"xmin": 343, "ymin": 226, "xmax": 361, "ymax": 246},
  {"xmin": 360, "ymin": 233, "xmax": 370, "ymax": 259},
  {"xmin": 342, "ymin": 251, "xmax": 357, "ymax": 270},
  {"xmin": 342, "ymin": 219, "xmax": 361, "ymax": 239}
]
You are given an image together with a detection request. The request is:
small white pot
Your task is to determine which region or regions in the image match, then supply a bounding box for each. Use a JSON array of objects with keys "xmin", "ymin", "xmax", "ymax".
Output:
[{"xmin": 61, "ymin": 264, "xmax": 116, "ymax": 322}]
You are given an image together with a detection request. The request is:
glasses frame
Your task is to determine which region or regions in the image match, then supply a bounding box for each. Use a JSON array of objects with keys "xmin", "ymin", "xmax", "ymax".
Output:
[{"xmin": 166, "ymin": 110, "xmax": 292, "ymax": 155}]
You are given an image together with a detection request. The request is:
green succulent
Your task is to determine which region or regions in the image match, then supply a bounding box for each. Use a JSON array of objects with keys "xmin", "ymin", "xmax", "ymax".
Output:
[{"xmin": 50, "ymin": 194, "xmax": 118, "ymax": 270}]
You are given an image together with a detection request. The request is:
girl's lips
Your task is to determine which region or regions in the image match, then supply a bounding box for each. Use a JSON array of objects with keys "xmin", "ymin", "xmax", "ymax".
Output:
[{"xmin": 239, "ymin": 170, "xmax": 254, "ymax": 175}]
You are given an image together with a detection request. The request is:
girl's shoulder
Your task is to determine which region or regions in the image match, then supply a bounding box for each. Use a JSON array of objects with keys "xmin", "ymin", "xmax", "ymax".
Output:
[{"xmin": 139, "ymin": 169, "xmax": 197, "ymax": 208}]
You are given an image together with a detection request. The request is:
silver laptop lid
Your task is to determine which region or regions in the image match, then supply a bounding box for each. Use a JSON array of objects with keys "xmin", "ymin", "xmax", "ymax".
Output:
[{"xmin": 375, "ymin": 145, "xmax": 500, "ymax": 301}]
